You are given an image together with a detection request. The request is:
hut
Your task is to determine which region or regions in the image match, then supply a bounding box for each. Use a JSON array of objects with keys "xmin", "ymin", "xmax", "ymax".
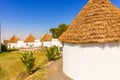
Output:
[
  {"xmin": 8, "ymin": 35, "xmax": 19, "ymax": 48},
  {"xmin": 59, "ymin": 0, "xmax": 120, "ymax": 80},
  {"xmin": 24, "ymin": 33, "xmax": 36, "ymax": 48},
  {"xmin": 40, "ymin": 33, "xmax": 52, "ymax": 47}
]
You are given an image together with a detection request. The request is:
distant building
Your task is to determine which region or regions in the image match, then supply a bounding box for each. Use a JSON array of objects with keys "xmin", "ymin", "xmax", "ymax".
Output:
[
  {"xmin": 40, "ymin": 33, "xmax": 52, "ymax": 47},
  {"xmin": 7, "ymin": 35, "xmax": 19, "ymax": 48},
  {"xmin": 24, "ymin": 33, "xmax": 39, "ymax": 48},
  {"xmin": 40, "ymin": 33, "xmax": 62, "ymax": 47},
  {"xmin": 7, "ymin": 33, "xmax": 62, "ymax": 49}
]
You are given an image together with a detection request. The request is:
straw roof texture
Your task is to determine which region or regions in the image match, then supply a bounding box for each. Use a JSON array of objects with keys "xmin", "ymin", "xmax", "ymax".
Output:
[
  {"xmin": 59, "ymin": 0, "xmax": 120, "ymax": 44},
  {"xmin": 8, "ymin": 35, "xmax": 19, "ymax": 43},
  {"xmin": 24, "ymin": 33, "xmax": 36, "ymax": 42},
  {"xmin": 40, "ymin": 33, "xmax": 52, "ymax": 42}
]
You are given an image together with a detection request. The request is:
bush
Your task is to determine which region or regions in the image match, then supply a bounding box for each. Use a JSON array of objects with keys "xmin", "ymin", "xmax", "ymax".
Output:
[
  {"xmin": 46, "ymin": 46, "xmax": 61, "ymax": 61},
  {"xmin": 20, "ymin": 52, "xmax": 36, "ymax": 74},
  {"xmin": 1, "ymin": 44, "xmax": 7, "ymax": 52},
  {"xmin": 7, "ymin": 48, "xmax": 19, "ymax": 52}
]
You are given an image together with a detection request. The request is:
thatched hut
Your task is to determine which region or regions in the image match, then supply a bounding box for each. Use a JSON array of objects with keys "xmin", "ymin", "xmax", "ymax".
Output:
[
  {"xmin": 24, "ymin": 33, "xmax": 36, "ymax": 48},
  {"xmin": 59, "ymin": 0, "xmax": 120, "ymax": 80},
  {"xmin": 8, "ymin": 35, "xmax": 19, "ymax": 48},
  {"xmin": 24, "ymin": 33, "xmax": 35, "ymax": 42},
  {"xmin": 40, "ymin": 33, "xmax": 52, "ymax": 47},
  {"xmin": 40, "ymin": 33, "xmax": 63, "ymax": 47},
  {"xmin": 8, "ymin": 35, "xmax": 19, "ymax": 43}
]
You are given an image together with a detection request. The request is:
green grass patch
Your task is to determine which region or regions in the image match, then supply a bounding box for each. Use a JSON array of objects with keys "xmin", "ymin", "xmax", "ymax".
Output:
[{"xmin": 0, "ymin": 50, "xmax": 48, "ymax": 80}]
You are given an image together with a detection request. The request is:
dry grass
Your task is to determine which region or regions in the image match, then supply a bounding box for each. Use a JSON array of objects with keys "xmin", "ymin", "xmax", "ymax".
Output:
[{"xmin": 0, "ymin": 50, "xmax": 48, "ymax": 80}]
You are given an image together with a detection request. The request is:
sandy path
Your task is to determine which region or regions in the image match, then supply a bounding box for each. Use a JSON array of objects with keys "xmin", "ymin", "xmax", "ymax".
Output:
[{"xmin": 46, "ymin": 59, "xmax": 72, "ymax": 80}]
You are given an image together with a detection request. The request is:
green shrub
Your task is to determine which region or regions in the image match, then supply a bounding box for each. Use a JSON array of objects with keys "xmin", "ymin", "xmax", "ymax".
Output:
[
  {"xmin": 20, "ymin": 52, "xmax": 36, "ymax": 74},
  {"xmin": 1, "ymin": 44, "xmax": 7, "ymax": 52},
  {"xmin": 7, "ymin": 48, "xmax": 19, "ymax": 52},
  {"xmin": 46, "ymin": 46, "xmax": 61, "ymax": 61}
]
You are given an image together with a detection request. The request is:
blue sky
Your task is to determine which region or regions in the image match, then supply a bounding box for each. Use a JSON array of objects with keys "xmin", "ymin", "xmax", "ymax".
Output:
[{"xmin": 0, "ymin": 0, "xmax": 120, "ymax": 42}]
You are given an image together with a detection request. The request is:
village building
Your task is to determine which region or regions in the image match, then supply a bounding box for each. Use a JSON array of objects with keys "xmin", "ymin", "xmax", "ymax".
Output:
[
  {"xmin": 7, "ymin": 33, "xmax": 40, "ymax": 49},
  {"xmin": 59, "ymin": 0, "xmax": 120, "ymax": 80},
  {"xmin": 24, "ymin": 33, "xmax": 41, "ymax": 48},
  {"xmin": 7, "ymin": 33, "xmax": 62, "ymax": 49},
  {"xmin": 40, "ymin": 33, "xmax": 53, "ymax": 47},
  {"xmin": 7, "ymin": 35, "xmax": 20, "ymax": 48},
  {"xmin": 40, "ymin": 33, "xmax": 62, "ymax": 47}
]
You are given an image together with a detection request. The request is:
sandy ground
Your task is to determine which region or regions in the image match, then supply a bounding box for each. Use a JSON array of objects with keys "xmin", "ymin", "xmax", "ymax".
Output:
[{"xmin": 46, "ymin": 59, "xmax": 72, "ymax": 80}]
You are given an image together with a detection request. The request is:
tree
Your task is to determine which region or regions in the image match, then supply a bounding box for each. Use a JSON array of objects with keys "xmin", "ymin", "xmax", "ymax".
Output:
[
  {"xmin": 20, "ymin": 52, "xmax": 35, "ymax": 74},
  {"xmin": 50, "ymin": 23, "xmax": 69, "ymax": 38}
]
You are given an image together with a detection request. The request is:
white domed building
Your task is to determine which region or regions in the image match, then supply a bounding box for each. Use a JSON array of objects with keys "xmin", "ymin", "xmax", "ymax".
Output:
[
  {"xmin": 24, "ymin": 33, "xmax": 41, "ymax": 48},
  {"xmin": 7, "ymin": 35, "xmax": 20, "ymax": 48},
  {"xmin": 59, "ymin": 0, "xmax": 120, "ymax": 80},
  {"xmin": 40, "ymin": 33, "xmax": 63, "ymax": 47},
  {"xmin": 40, "ymin": 33, "xmax": 53, "ymax": 47}
]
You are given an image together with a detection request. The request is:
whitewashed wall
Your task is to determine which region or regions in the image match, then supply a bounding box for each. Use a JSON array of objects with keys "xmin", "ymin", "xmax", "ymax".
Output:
[
  {"xmin": 8, "ymin": 41, "xmax": 26, "ymax": 48},
  {"xmin": 52, "ymin": 39, "xmax": 63, "ymax": 47},
  {"xmin": 25, "ymin": 42, "xmax": 35, "ymax": 48},
  {"xmin": 8, "ymin": 43, "xmax": 18, "ymax": 48},
  {"xmin": 33, "ymin": 40, "xmax": 42, "ymax": 47},
  {"xmin": 7, "ymin": 39, "xmax": 62, "ymax": 49},
  {"xmin": 42, "ymin": 41, "xmax": 52, "ymax": 47},
  {"xmin": 17, "ymin": 41, "xmax": 26, "ymax": 48},
  {"xmin": 63, "ymin": 42, "xmax": 120, "ymax": 80}
]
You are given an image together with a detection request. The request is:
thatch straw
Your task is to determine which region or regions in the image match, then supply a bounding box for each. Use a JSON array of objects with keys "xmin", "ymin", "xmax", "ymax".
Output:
[
  {"xmin": 40, "ymin": 33, "xmax": 52, "ymax": 42},
  {"xmin": 8, "ymin": 35, "xmax": 19, "ymax": 43},
  {"xmin": 24, "ymin": 33, "xmax": 36, "ymax": 42},
  {"xmin": 59, "ymin": 0, "xmax": 120, "ymax": 43}
]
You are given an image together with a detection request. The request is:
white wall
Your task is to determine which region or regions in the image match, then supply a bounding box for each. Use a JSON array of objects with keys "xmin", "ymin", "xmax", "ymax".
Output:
[
  {"xmin": 33, "ymin": 40, "xmax": 42, "ymax": 47},
  {"xmin": 42, "ymin": 41, "xmax": 52, "ymax": 47},
  {"xmin": 8, "ymin": 40, "xmax": 26, "ymax": 48},
  {"xmin": 7, "ymin": 39, "xmax": 62, "ymax": 49},
  {"xmin": 52, "ymin": 39, "xmax": 63, "ymax": 47},
  {"xmin": 63, "ymin": 42, "xmax": 120, "ymax": 80},
  {"xmin": 8, "ymin": 43, "xmax": 17, "ymax": 48},
  {"xmin": 25, "ymin": 42, "xmax": 35, "ymax": 48},
  {"xmin": 17, "ymin": 41, "xmax": 26, "ymax": 48}
]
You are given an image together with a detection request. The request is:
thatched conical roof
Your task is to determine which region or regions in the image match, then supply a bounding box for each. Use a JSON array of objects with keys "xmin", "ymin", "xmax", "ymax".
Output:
[
  {"xmin": 24, "ymin": 33, "xmax": 36, "ymax": 42},
  {"xmin": 59, "ymin": 0, "xmax": 120, "ymax": 43},
  {"xmin": 8, "ymin": 35, "xmax": 19, "ymax": 43},
  {"xmin": 40, "ymin": 33, "xmax": 52, "ymax": 42}
]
